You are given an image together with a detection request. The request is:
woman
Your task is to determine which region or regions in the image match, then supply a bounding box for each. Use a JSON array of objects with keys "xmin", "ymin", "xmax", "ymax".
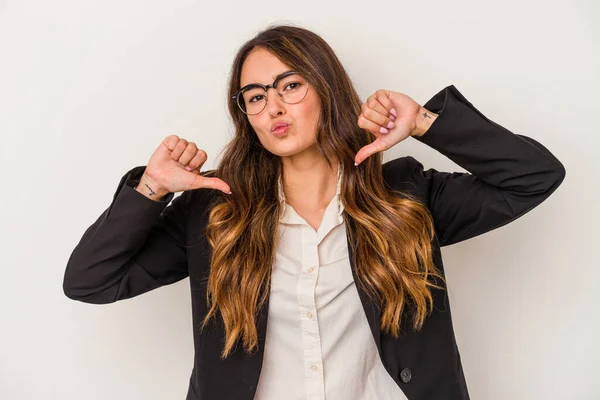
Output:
[{"xmin": 63, "ymin": 24, "xmax": 566, "ymax": 400}]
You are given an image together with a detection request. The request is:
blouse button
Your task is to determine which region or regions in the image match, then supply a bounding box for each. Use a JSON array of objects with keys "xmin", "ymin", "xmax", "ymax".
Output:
[
  {"xmin": 310, "ymin": 365, "xmax": 318, "ymax": 371},
  {"xmin": 307, "ymin": 267, "xmax": 314, "ymax": 272},
  {"xmin": 306, "ymin": 311, "xmax": 313, "ymax": 319}
]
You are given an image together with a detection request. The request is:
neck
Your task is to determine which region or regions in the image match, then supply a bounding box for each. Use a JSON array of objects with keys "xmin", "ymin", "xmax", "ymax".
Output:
[{"xmin": 280, "ymin": 148, "xmax": 338, "ymax": 211}]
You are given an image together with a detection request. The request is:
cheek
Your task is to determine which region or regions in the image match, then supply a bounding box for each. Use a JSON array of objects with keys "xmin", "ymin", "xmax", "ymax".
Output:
[
  {"xmin": 248, "ymin": 116, "xmax": 269, "ymax": 137},
  {"xmin": 305, "ymin": 93, "xmax": 321, "ymax": 127},
  {"xmin": 302, "ymin": 103, "xmax": 320, "ymax": 137}
]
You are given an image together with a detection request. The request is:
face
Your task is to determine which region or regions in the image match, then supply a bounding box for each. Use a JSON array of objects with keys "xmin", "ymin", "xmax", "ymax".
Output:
[{"xmin": 239, "ymin": 47, "xmax": 321, "ymax": 157}]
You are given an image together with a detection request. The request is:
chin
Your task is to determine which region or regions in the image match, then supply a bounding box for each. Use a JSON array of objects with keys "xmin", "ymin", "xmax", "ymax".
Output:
[
  {"xmin": 266, "ymin": 147, "xmax": 300, "ymax": 157},
  {"xmin": 271, "ymin": 143, "xmax": 318, "ymax": 158}
]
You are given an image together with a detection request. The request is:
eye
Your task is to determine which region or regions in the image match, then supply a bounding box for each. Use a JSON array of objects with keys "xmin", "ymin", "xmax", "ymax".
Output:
[
  {"xmin": 284, "ymin": 82, "xmax": 301, "ymax": 91},
  {"xmin": 249, "ymin": 94, "xmax": 265, "ymax": 103}
]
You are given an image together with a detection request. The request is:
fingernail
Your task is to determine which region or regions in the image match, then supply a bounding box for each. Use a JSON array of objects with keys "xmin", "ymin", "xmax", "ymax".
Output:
[
  {"xmin": 185, "ymin": 166, "xmax": 192, "ymax": 171},
  {"xmin": 389, "ymin": 114, "xmax": 396, "ymax": 122},
  {"xmin": 354, "ymin": 162, "xmax": 359, "ymax": 166},
  {"xmin": 223, "ymin": 190, "xmax": 232, "ymax": 194},
  {"xmin": 380, "ymin": 127, "xmax": 389, "ymax": 134},
  {"xmin": 387, "ymin": 121, "xmax": 395, "ymax": 129},
  {"xmin": 390, "ymin": 108, "xmax": 398, "ymax": 117}
]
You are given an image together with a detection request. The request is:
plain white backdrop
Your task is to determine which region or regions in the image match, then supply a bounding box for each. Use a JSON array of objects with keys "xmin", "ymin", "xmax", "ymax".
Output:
[{"xmin": 0, "ymin": 0, "xmax": 597, "ymax": 399}]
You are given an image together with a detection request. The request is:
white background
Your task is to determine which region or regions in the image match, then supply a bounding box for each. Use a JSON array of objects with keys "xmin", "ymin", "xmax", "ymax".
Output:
[{"xmin": 0, "ymin": 0, "xmax": 598, "ymax": 399}]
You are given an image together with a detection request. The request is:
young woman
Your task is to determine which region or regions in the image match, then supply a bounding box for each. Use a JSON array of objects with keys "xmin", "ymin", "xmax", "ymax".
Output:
[{"xmin": 63, "ymin": 24, "xmax": 566, "ymax": 400}]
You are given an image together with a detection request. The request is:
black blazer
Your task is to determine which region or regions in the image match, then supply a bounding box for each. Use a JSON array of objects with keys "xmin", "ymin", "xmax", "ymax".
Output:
[{"xmin": 63, "ymin": 85, "xmax": 566, "ymax": 400}]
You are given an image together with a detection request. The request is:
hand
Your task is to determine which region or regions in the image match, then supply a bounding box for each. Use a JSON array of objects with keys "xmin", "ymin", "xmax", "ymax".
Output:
[
  {"xmin": 143, "ymin": 135, "xmax": 232, "ymax": 194},
  {"xmin": 355, "ymin": 89, "xmax": 422, "ymax": 166}
]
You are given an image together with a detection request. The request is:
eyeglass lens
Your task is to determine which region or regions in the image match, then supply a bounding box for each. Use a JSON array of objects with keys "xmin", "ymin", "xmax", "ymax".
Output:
[{"xmin": 238, "ymin": 73, "xmax": 308, "ymax": 115}]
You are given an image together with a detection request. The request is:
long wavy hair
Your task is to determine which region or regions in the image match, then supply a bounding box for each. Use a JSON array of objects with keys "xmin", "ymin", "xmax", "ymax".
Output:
[{"xmin": 201, "ymin": 24, "xmax": 446, "ymax": 359}]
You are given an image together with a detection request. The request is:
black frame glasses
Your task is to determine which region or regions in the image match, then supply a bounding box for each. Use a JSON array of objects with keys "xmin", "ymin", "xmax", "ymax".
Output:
[{"xmin": 231, "ymin": 71, "xmax": 310, "ymax": 115}]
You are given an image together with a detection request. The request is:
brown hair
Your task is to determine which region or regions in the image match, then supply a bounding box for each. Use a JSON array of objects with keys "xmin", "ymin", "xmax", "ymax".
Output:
[{"xmin": 201, "ymin": 23, "xmax": 445, "ymax": 358}]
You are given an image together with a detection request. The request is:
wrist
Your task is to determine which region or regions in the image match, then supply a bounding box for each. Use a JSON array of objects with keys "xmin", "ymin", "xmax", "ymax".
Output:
[
  {"xmin": 412, "ymin": 107, "xmax": 438, "ymax": 137},
  {"xmin": 135, "ymin": 174, "xmax": 170, "ymax": 200}
]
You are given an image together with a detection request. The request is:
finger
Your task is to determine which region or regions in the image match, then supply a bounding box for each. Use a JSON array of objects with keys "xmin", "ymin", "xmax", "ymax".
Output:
[
  {"xmin": 191, "ymin": 175, "xmax": 231, "ymax": 193},
  {"xmin": 366, "ymin": 92, "xmax": 396, "ymax": 121},
  {"xmin": 358, "ymin": 114, "xmax": 390, "ymax": 136},
  {"xmin": 355, "ymin": 140, "xmax": 389, "ymax": 166},
  {"xmin": 373, "ymin": 90, "xmax": 397, "ymax": 119},
  {"xmin": 170, "ymin": 139, "xmax": 188, "ymax": 160},
  {"xmin": 163, "ymin": 135, "xmax": 180, "ymax": 151},
  {"xmin": 363, "ymin": 95, "xmax": 395, "ymax": 129},
  {"xmin": 365, "ymin": 94, "xmax": 390, "ymax": 116},
  {"xmin": 185, "ymin": 149, "xmax": 208, "ymax": 172},
  {"xmin": 178, "ymin": 142, "xmax": 198, "ymax": 166},
  {"xmin": 360, "ymin": 107, "xmax": 395, "ymax": 133}
]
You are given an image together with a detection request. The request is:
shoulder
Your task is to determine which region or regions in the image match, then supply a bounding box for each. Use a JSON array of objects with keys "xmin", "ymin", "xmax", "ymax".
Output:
[{"xmin": 382, "ymin": 156, "xmax": 430, "ymax": 201}]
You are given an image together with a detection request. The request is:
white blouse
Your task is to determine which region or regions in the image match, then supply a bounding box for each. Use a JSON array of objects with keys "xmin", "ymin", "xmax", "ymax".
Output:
[{"xmin": 254, "ymin": 164, "xmax": 408, "ymax": 400}]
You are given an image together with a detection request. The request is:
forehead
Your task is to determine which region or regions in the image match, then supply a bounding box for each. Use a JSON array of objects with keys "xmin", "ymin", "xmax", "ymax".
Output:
[{"xmin": 240, "ymin": 47, "xmax": 293, "ymax": 87}]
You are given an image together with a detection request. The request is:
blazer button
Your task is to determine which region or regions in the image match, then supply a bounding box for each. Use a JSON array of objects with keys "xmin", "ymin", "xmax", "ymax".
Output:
[{"xmin": 400, "ymin": 368, "xmax": 412, "ymax": 383}]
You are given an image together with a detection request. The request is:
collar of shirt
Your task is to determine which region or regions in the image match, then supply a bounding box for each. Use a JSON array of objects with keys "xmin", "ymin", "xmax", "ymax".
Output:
[{"xmin": 277, "ymin": 163, "xmax": 344, "ymax": 224}]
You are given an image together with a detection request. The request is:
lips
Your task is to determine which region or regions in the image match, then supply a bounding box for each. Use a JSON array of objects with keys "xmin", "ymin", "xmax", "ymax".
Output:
[{"xmin": 271, "ymin": 122, "xmax": 290, "ymax": 132}]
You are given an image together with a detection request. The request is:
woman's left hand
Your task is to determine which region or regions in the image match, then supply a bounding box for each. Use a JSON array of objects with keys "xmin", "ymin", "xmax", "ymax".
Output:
[{"xmin": 355, "ymin": 89, "xmax": 424, "ymax": 166}]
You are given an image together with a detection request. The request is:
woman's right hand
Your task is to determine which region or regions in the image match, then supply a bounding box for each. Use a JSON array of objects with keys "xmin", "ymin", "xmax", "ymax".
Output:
[{"xmin": 138, "ymin": 135, "xmax": 231, "ymax": 197}]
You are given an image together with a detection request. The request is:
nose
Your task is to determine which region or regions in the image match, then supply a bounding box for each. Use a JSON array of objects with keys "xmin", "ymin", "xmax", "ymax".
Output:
[{"xmin": 265, "ymin": 87, "xmax": 286, "ymax": 116}]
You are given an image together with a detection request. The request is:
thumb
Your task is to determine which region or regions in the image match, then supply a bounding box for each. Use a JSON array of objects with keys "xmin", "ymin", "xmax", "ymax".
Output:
[
  {"xmin": 354, "ymin": 141, "xmax": 386, "ymax": 166},
  {"xmin": 189, "ymin": 174, "xmax": 232, "ymax": 194}
]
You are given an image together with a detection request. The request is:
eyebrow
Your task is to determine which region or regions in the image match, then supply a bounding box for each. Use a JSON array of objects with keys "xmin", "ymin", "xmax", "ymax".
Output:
[{"xmin": 240, "ymin": 70, "xmax": 296, "ymax": 90}]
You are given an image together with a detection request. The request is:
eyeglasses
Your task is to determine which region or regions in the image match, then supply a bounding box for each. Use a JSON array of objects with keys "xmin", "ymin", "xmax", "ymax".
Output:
[{"xmin": 232, "ymin": 71, "xmax": 310, "ymax": 116}]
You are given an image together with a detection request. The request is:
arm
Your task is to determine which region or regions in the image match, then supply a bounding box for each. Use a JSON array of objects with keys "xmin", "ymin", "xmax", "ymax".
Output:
[
  {"xmin": 62, "ymin": 166, "xmax": 190, "ymax": 304},
  {"xmin": 383, "ymin": 85, "xmax": 566, "ymax": 247}
]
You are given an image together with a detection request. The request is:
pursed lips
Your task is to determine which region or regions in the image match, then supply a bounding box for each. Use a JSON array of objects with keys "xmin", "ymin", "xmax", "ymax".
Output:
[{"xmin": 271, "ymin": 122, "xmax": 290, "ymax": 132}]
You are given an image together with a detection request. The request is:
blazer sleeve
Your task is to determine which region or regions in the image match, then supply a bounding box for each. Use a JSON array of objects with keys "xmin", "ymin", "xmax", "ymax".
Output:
[
  {"xmin": 62, "ymin": 166, "xmax": 191, "ymax": 304},
  {"xmin": 383, "ymin": 85, "xmax": 566, "ymax": 247}
]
